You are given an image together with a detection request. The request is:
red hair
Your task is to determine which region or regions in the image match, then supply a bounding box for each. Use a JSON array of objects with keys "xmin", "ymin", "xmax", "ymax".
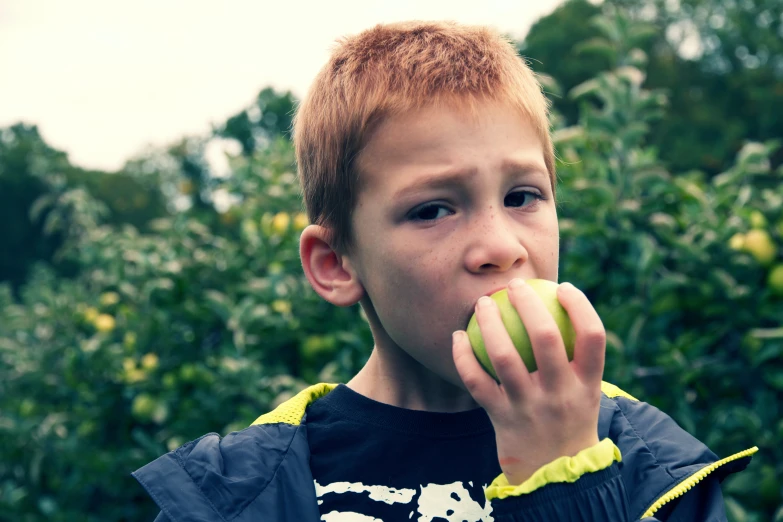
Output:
[{"xmin": 293, "ymin": 20, "xmax": 554, "ymax": 256}]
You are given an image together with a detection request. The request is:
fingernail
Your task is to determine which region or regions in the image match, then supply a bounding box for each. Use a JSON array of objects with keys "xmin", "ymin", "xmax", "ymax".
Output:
[
  {"xmin": 509, "ymin": 278, "xmax": 525, "ymax": 290},
  {"xmin": 560, "ymin": 282, "xmax": 575, "ymax": 291},
  {"xmin": 477, "ymin": 296, "xmax": 492, "ymax": 308},
  {"xmin": 452, "ymin": 331, "xmax": 462, "ymax": 344}
]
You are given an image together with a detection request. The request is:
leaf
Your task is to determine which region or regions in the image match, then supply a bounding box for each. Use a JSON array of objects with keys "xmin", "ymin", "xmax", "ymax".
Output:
[
  {"xmin": 573, "ymin": 38, "xmax": 617, "ymax": 61},
  {"xmin": 763, "ymin": 370, "xmax": 783, "ymax": 391},
  {"xmin": 737, "ymin": 142, "xmax": 768, "ymax": 164},
  {"xmin": 535, "ymin": 73, "xmax": 562, "ymax": 97},
  {"xmin": 736, "ymin": 185, "xmax": 752, "ymax": 208},
  {"xmin": 186, "ymin": 220, "xmax": 212, "ymax": 239},
  {"xmin": 750, "ymin": 328, "xmax": 783, "ymax": 339},
  {"xmin": 627, "ymin": 48, "xmax": 648, "ymax": 67},
  {"xmin": 636, "ymin": 233, "xmax": 658, "ymax": 276},
  {"xmin": 605, "ymin": 330, "xmax": 625, "ymax": 353},
  {"xmin": 29, "ymin": 194, "xmax": 56, "ymax": 222},
  {"xmin": 569, "ymin": 78, "xmax": 602, "ymax": 100},
  {"xmin": 148, "ymin": 218, "xmax": 173, "ymax": 232},
  {"xmin": 552, "ymin": 126, "xmax": 585, "ymax": 145},
  {"xmin": 724, "ymin": 496, "xmax": 750, "ymax": 522},
  {"xmin": 626, "ymin": 25, "xmax": 658, "ymax": 47},
  {"xmin": 590, "ymin": 16, "xmax": 621, "ymax": 43},
  {"xmin": 45, "ymin": 214, "xmax": 70, "ymax": 238},
  {"xmin": 204, "ymin": 290, "xmax": 233, "ymax": 321},
  {"xmin": 614, "ymin": 66, "xmax": 646, "ymax": 87}
]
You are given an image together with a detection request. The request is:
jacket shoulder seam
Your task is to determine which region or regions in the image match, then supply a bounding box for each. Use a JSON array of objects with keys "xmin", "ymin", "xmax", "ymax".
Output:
[
  {"xmin": 133, "ymin": 456, "xmax": 227, "ymax": 522},
  {"xmin": 613, "ymin": 398, "xmax": 680, "ymax": 519},
  {"xmin": 174, "ymin": 426, "xmax": 299, "ymax": 521},
  {"xmin": 172, "ymin": 439, "xmax": 230, "ymax": 522},
  {"xmin": 234, "ymin": 423, "xmax": 304, "ymax": 518},
  {"xmin": 614, "ymin": 399, "xmax": 677, "ymax": 481}
]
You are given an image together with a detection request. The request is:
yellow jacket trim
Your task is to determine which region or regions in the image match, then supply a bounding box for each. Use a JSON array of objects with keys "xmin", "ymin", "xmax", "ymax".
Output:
[
  {"xmin": 485, "ymin": 438, "xmax": 622, "ymax": 501},
  {"xmin": 252, "ymin": 381, "xmax": 753, "ymax": 516},
  {"xmin": 251, "ymin": 383, "xmax": 339, "ymax": 426},
  {"xmin": 642, "ymin": 446, "xmax": 759, "ymax": 518},
  {"xmin": 251, "ymin": 381, "xmax": 633, "ymax": 427},
  {"xmin": 600, "ymin": 380, "xmax": 639, "ymax": 401}
]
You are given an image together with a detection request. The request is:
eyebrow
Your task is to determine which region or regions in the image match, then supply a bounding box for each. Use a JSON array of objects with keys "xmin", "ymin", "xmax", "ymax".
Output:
[{"xmin": 392, "ymin": 159, "xmax": 548, "ymax": 201}]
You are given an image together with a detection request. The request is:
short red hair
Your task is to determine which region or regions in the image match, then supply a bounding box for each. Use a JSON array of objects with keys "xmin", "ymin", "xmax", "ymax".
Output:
[{"xmin": 293, "ymin": 20, "xmax": 554, "ymax": 256}]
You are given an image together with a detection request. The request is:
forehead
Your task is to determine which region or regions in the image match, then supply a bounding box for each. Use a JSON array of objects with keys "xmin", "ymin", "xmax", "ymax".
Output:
[{"xmin": 355, "ymin": 101, "xmax": 547, "ymax": 195}]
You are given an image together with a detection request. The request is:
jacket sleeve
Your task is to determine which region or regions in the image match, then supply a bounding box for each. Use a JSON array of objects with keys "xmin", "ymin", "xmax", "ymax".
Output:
[
  {"xmin": 485, "ymin": 438, "xmax": 631, "ymax": 521},
  {"xmin": 650, "ymin": 475, "xmax": 727, "ymax": 522},
  {"xmin": 488, "ymin": 469, "xmax": 727, "ymax": 522},
  {"xmin": 488, "ymin": 463, "xmax": 630, "ymax": 521},
  {"xmin": 483, "ymin": 390, "xmax": 744, "ymax": 521}
]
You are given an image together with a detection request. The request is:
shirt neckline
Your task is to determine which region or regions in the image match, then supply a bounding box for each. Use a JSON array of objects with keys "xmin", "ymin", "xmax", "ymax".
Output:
[{"xmin": 308, "ymin": 383, "xmax": 494, "ymax": 438}]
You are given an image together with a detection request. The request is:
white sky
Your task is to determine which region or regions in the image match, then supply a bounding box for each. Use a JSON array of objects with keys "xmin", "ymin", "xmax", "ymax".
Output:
[{"xmin": 0, "ymin": 0, "xmax": 564, "ymax": 172}]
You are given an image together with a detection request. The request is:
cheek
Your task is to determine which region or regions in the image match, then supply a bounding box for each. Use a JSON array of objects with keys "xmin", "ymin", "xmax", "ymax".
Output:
[
  {"xmin": 537, "ymin": 212, "xmax": 560, "ymax": 254},
  {"xmin": 369, "ymin": 255, "xmax": 453, "ymax": 332}
]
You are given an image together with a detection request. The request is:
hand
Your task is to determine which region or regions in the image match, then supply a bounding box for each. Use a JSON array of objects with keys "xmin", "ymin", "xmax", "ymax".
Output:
[{"xmin": 451, "ymin": 278, "xmax": 606, "ymax": 485}]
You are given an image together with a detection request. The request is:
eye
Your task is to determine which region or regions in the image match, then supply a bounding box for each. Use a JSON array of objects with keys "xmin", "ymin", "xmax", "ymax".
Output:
[
  {"xmin": 506, "ymin": 190, "xmax": 545, "ymax": 208},
  {"xmin": 407, "ymin": 190, "xmax": 545, "ymax": 223},
  {"xmin": 409, "ymin": 203, "xmax": 453, "ymax": 222}
]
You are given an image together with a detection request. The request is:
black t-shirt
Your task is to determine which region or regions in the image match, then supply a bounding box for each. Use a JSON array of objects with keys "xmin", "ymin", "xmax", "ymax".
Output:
[{"xmin": 306, "ymin": 384, "xmax": 503, "ymax": 521}]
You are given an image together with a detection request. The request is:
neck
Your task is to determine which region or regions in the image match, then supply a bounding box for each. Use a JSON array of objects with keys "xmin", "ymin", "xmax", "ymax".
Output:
[{"xmin": 347, "ymin": 345, "xmax": 480, "ymax": 413}]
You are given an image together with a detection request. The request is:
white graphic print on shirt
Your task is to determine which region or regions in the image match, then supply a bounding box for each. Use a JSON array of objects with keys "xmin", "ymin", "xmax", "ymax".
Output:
[{"xmin": 314, "ymin": 479, "xmax": 494, "ymax": 522}]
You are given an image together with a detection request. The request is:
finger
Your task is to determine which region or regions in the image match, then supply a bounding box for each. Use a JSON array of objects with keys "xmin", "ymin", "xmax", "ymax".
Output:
[
  {"xmin": 508, "ymin": 279, "xmax": 571, "ymax": 391},
  {"xmin": 557, "ymin": 282, "xmax": 606, "ymax": 386},
  {"xmin": 452, "ymin": 330, "xmax": 503, "ymax": 409},
  {"xmin": 474, "ymin": 295, "xmax": 530, "ymax": 400}
]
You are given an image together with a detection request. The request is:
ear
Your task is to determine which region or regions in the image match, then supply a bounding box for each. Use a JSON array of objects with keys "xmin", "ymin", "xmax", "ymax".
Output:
[{"xmin": 299, "ymin": 224, "xmax": 365, "ymax": 307}]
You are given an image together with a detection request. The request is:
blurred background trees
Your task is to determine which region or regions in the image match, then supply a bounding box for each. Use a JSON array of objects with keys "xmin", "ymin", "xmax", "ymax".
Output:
[
  {"xmin": 1, "ymin": 0, "xmax": 781, "ymax": 520},
  {"xmin": 522, "ymin": 0, "xmax": 783, "ymax": 175}
]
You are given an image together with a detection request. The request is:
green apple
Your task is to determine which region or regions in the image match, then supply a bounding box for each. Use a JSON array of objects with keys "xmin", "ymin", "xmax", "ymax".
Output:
[
  {"xmin": 743, "ymin": 229, "xmax": 777, "ymax": 266},
  {"xmin": 466, "ymin": 279, "xmax": 576, "ymax": 380},
  {"xmin": 768, "ymin": 264, "xmax": 783, "ymax": 296},
  {"xmin": 749, "ymin": 210, "xmax": 767, "ymax": 229},
  {"xmin": 728, "ymin": 233, "xmax": 746, "ymax": 251},
  {"xmin": 131, "ymin": 393, "xmax": 157, "ymax": 421}
]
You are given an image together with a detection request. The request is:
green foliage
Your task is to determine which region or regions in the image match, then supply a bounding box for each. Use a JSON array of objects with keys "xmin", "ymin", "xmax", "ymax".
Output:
[
  {"xmin": 63, "ymin": 167, "xmax": 169, "ymax": 231},
  {"xmin": 216, "ymin": 87, "xmax": 297, "ymax": 156},
  {"xmin": 0, "ymin": 124, "xmax": 71, "ymax": 293},
  {"xmin": 0, "ymin": 9, "xmax": 780, "ymax": 522},
  {"xmin": 0, "ymin": 136, "xmax": 373, "ymax": 521},
  {"xmin": 0, "ymin": 124, "xmax": 170, "ymax": 295},
  {"xmin": 523, "ymin": 0, "xmax": 783, "ymax": 176},
  {"xmin": 552, "ymin": 25, "xmax": 782, "ymax": 520},
  {"xmin": 520, "ymin": 0, "xmax": 610, "ymax": 123}
]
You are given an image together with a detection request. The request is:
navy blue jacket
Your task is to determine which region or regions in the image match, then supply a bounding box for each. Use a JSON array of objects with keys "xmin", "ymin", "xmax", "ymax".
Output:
[{"xmin": 133, "ymin": 381, "xmax": 756, "ymax": 521}]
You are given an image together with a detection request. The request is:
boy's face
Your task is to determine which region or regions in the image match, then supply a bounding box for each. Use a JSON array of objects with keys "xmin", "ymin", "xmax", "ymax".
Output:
[{"xmin": 340, "ymin": 99, "xmax": 558, "ymax": 388}]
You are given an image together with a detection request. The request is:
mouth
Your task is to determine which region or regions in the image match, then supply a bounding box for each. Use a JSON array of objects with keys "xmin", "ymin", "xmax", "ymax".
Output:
[
  {"xmin": 461, "ymin": 281, "xmax": 519, "ymax": 328},
  {"xmin": 460, "ymin": 285, "xmax": 509, "ymax": 328},
  {"xmin": 483, "ymin": 285, "xmax": 509, "ymax": 298}
]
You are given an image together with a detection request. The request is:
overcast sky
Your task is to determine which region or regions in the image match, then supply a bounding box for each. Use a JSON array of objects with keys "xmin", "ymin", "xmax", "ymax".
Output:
[{"xmin": 1, "ymin": 0, "xmax": 565, "ymax": 172}]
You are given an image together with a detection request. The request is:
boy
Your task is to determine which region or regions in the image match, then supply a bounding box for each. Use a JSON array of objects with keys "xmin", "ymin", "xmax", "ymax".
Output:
[{"xmin": 133, "ymin": 21, "xmax": 757, "ymax": 521}]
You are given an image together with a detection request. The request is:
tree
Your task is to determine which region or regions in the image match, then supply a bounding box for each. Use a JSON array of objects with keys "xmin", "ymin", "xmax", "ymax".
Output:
[
  {"xmin": 551, "ymin": 13, "xmax": 781, "ymax": 518},
  {"xmin": 215, "ymin": 87, "xmax": 297, "ymax": 157},
  {"xmin": 522, "ymin": 0, "xmax": 783, "ymax": 176},
  {"xmin": 519, "ymin": 0, "xmax": 611, "ymax": 124},
  {"xmin": 0, "ymin": 124, "xmax": 71, "ymax": 293},
  {"xmin": 0, "ymin": 124, "xmax": 170, "ymax": 294}
]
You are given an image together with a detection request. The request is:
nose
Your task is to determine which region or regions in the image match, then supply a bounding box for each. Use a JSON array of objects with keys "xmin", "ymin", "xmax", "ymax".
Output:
[{"xmin": 464, "ymin": 205, "xmax": 528, "ymax": 273}]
